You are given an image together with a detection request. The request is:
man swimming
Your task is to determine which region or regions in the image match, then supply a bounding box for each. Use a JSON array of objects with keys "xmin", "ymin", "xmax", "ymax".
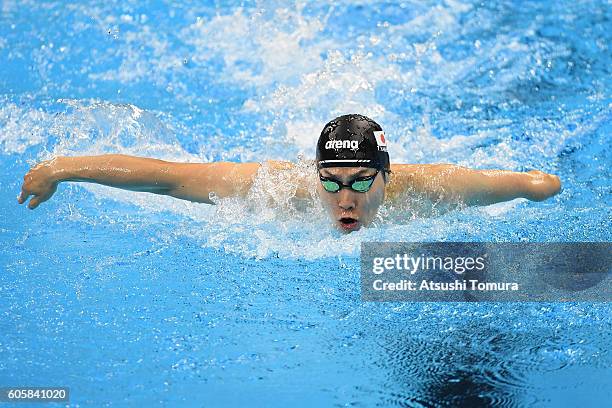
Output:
[{"xmin": 18, "ymin": 114, "xmax": 561, "ymax": 232}]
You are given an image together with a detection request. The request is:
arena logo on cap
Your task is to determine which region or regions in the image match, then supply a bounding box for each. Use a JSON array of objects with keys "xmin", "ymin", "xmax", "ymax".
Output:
[
  {"xmin": 373, "ymin": 131, "xmax": 388, "ymax": 152},
  {"xmin": 325, "ymin": 140, "xmax": 359, "ymax": 150}
]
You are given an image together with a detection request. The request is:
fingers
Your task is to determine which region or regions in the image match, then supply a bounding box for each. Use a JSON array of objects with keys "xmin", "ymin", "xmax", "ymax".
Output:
[
  {"xmin": 17, "ymin": 188, "xmax": 30, "ymax": 204},
  {"xmin": 19, "ymin": 160, "xmax": 61, "ymax": 210},
  {"xmin": 27, "ymin": 196, "xmax": 41, "ymax": 209},
  {"xmin": 19, "ymin": 171, "xmax": 33, "ymax": 204},
  {"xmin": 550, "ymin": 174, "xmax": 562, "ymax": 195},
  {"xmin": 18, "ymin": 181, "xmax": 33, "ymax": 205},
  {"xmin": 19, "ymin": 193, "xmax": 46, "ymax": 210},
  {"xmin": 526, "ymin": 172, "xmax": 562, "ymax": 201},
  {"xmin": 18, "ymin": 182, "xmax": 40, "ymax": 209},
  {"xmin": 18, "ymin": 169, "xmax": 38, "ymax": 207}
]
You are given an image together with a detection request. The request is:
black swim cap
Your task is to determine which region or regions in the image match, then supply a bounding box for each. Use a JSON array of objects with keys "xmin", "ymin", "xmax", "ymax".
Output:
[{"xmin": 316, "ymin": 114, "xmax": 390, "ymax": 171}]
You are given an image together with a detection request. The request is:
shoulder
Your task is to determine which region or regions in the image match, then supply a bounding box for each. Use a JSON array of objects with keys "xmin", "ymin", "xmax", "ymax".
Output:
[
  {"xmin": 387, "ymin": 163, "xmax": 459, "ymax": 184},
  {"xmin": 261, "ymin": 159, "xmax": 317, "ymax": 170},
  {"xmin": 262, "ymin": 160, "xmax": 294, "ymax": 171},
  {"xmin": 389, "ymin": 163, "xmax": 455, "ymax": 175},
  {"xmin": 253, "ymin": 159, "xmax": 316, "ymax": 201},
  {"xmin": 387, "ymin": 164, "xmax": 424, "ymax": 188},
  {"xmin": 384, "ymin": 163, "xmax": 449, "ymax": 202}
]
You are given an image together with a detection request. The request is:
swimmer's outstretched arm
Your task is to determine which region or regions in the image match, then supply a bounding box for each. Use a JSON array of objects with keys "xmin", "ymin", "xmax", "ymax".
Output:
[
  {"xmin": 387, "ymin": 164, "xmax": 561, "ymax": 206},
  {"xmin": 18, "ymin": 154, "xmax": 262, "ymax": 209}
]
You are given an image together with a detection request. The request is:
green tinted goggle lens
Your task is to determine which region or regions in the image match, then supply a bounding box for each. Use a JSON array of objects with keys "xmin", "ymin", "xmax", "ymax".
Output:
[
  {"xmin": 321, "ymin": 179, "xmax": 342, "ymax": 192},
  {"xmin": 319, "ymin": 173, "xmax": 377, "ymax": 193}
]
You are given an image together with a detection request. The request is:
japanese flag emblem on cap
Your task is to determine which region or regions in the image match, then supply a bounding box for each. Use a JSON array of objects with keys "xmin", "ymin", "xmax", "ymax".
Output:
[{"xmin": 373, "ymin": 130, "xmax": 387, "ymax": 147}]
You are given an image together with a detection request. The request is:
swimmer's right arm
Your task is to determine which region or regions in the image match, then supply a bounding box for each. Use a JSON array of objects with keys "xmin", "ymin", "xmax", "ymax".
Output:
[{"xmin": 18, "ymin": 154, "xmax": 262, "ymax": 209}]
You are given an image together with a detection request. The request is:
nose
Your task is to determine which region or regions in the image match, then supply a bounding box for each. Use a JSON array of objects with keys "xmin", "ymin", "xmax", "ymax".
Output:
[{"xmin": 337, "ymin": 189, "xmax": 356, "ymax": 210}]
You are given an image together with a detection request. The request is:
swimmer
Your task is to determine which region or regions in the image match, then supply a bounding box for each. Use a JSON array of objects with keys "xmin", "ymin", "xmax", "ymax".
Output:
[{"xmin": 18, "ymin": 114, "xmax": 561, "ymax": 232}]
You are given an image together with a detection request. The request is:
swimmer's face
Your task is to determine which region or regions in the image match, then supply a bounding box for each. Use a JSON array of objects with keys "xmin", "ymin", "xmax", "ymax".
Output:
[{"xmin": 317, "ymin": 167, "xmax": 386, "ymax": 233}]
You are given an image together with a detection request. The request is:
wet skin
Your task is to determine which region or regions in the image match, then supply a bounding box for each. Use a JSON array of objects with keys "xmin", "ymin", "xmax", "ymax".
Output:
[
  {"xmin": 18, "ymin": 156, "xmax": 562, "ymax": 235},
  {"xmin": 316, "ymin": 167, "xmax": 387, "ymax": 232}
]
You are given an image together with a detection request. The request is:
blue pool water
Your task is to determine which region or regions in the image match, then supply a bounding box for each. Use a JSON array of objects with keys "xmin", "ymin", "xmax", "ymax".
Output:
[{"xmin": 1, "ymin": 0, "xmax": 611, "ymax": 406}]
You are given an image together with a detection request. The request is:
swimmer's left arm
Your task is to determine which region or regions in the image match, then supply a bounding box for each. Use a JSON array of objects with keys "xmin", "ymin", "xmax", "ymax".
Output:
[{"xmin": 388, "ymin": 164, "xmax": 561, "ymax": 205}]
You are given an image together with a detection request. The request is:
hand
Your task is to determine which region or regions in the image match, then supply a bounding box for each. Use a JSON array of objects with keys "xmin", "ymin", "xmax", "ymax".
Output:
[
  {"xmin": 18, "ymin": 159, "xmax": 60, "ymax": 209},
  {"xmin": 525, "ymin": 170, "xmax": 562, "ymax": 201}
]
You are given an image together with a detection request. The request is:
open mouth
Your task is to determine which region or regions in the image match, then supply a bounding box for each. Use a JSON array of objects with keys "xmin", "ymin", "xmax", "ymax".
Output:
[{"xmin": 338, "ymin": 217, "xmax": 360, "ymax": 231}]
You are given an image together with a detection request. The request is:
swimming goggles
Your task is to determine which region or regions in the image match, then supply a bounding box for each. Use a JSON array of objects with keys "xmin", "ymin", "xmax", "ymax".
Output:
[{"xmin": 319, "ymin": 170, "xmax": 379, "ymax": 193}]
